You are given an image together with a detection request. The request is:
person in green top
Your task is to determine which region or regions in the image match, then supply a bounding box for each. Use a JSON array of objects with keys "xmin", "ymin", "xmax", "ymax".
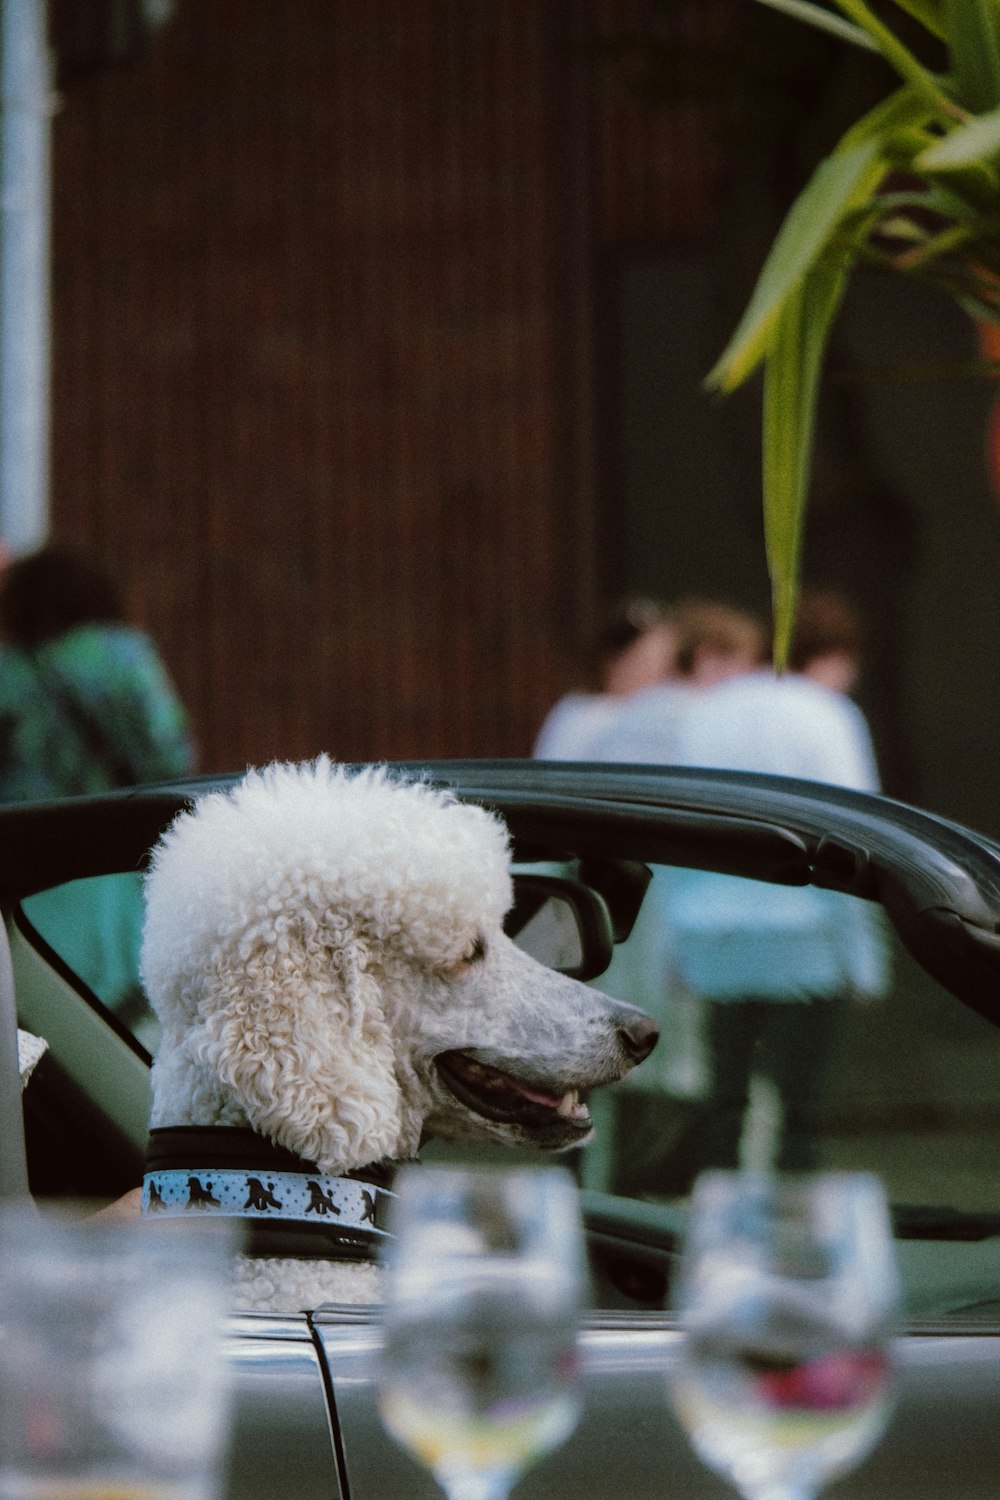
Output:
[
  {"xmin": 0, "ymin": 540, "xmax": 194, "ymax": 799},
  {"xmin": 0, "ymin": 541, "xmax": 196, "ymax": 1022}
]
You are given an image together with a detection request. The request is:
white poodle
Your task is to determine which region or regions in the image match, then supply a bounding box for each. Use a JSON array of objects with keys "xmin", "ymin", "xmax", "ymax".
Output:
[{"xmin": 138, "ymin": 758, "xmax": 657, "ymax": 1312}]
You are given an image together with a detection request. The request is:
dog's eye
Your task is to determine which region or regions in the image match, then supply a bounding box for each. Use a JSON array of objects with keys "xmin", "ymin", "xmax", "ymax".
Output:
[
  {"xmin": 445, "ymin": 934, "xmax": 486, "ymax": 977},
  {"xmin": 461, "ymin": 935, "xmax": 487, "ymax": 966}
]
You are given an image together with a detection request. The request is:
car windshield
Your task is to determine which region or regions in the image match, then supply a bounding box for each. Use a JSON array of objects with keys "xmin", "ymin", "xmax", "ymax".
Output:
[{"xmin": 19, "ymin": 857, "xmax": 1000, "ymax": 1323}]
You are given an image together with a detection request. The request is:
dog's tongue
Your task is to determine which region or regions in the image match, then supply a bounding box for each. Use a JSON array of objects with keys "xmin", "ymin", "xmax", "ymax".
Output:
[
  {"xmin": 447, "ymin": 1052, "xmax": 591, "ymax": 1122},
  {"xmin": 509, "ymin": 1078, "xmax": 589, "ymax": 1121}
]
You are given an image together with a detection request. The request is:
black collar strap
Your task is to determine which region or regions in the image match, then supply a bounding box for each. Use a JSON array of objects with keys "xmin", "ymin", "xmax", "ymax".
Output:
[{"xmin": 143, "ymin": 1125, "xmax": 400, "ymax": 1261}]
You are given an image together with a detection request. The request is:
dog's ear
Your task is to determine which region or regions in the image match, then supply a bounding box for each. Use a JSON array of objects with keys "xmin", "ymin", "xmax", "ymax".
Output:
[{"xmin": 193, "ymin": 923, "xmax": 404, "ymax": 1174}]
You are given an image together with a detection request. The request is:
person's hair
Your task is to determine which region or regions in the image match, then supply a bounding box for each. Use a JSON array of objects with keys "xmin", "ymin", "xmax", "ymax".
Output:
[
  {"xmin": 786, "ymin": 588, "xmax": 863, "ymax": 672},
  {"xmin": 672, "ymin": 597, "xmax": 766, "ymax": 677},
  {"xmin": 587, "ymin": 595, "xmax": 673, "ymax": 688},
  {"xmin": 0, "ymin": 542, "xmax": 127, "ymax": 650}
]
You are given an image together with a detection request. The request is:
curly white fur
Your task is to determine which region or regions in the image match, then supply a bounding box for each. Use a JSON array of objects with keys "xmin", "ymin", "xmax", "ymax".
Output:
[{"xmin": 140, "ymin": 757, "xmax": 656, "ymax": 1313}]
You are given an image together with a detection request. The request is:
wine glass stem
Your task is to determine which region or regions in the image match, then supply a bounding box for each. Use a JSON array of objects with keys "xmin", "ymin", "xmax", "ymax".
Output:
[
  {"xmin": 444, "ymin": 1476, "xmax": 512, "ymax": 1500},
  {"xmin": 748, "ymin": 1487, "xmax": 815, "ymax": 1500}
]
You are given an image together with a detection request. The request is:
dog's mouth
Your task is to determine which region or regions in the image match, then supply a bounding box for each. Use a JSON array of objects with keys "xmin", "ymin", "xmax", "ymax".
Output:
[{"xmin": 435, "ymin": 1050, "xmax": 592, "ymax": 1132}]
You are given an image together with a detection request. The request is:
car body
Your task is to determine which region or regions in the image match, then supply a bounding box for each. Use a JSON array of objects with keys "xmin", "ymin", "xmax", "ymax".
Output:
[{"xmin": 4, "ymin": 759, "xmax": 1000, "ymax": 1498}]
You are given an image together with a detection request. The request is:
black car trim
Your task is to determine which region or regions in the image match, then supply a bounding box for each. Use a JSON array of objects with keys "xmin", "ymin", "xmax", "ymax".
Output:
[{"xmin": 0, "ymin": 761, "xmax": 997, "ymax": 1019}]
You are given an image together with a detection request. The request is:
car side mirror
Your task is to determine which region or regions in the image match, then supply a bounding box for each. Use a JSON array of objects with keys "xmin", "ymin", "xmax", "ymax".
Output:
[{"xmin": 506, "ymin": 874, "xmax": 614, "ymax": 981}]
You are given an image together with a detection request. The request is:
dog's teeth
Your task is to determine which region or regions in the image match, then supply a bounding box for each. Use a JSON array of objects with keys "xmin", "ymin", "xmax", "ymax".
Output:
[{"xmin": 556, "ymin": 1090, "xmax": 581, "ymax": 1118}]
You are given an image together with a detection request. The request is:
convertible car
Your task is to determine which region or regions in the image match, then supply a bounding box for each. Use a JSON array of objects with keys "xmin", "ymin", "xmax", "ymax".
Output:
[{"xmin": 3, "ymin": 759, "xmax": 1000, "ymax": 1498}]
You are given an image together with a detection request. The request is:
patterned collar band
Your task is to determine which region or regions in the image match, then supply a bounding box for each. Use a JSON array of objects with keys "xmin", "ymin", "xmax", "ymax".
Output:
[
  {"xmin": 141, "ymin": 1166, "xmax": 392, "ymax": 1235},
  {"xmin": 142, "ymin": 1125, "xmax": 397, "ymax": 1259}
]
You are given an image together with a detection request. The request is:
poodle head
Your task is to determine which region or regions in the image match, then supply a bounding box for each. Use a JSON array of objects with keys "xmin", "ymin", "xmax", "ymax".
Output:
[{"xmin": 141, "ymin": 758, "xmax": 657, "ymax": 1172}]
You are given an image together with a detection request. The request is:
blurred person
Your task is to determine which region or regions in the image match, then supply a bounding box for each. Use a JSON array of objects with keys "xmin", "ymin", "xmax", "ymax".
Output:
[
  {"xmin": 588, "ymin": 597, "xmax": 767, "ymax": 763},
  {"xmin": 0, "ymin": 541, "xmax": 195, "ymax": 1013},
  {"xmin": 574, "ymin": 599, "xmax": 764, "ymax": 1192},
  {"xmin": 663, "ymin": 587, "xmax": 889, "ymax": 1179},
  {"xmin": 675, "ymin": 586, "xmax": 879, "ymax": 790},
  {"xmin": 787, "ymin": 585, "xmax": 865, "ymax": 693},
  {"xmin": 673, "ymin": 597, "xmax": 769, "ymax": 687},
  {"xmin": 533, "ymin": 595, "xmax": 678, "ymax": 760},
  {"xmin": 556, "ymin": 599, "xmax": 761, "ymax": 1194},
  {"xmin": 0, "ymin": 540, "xmax": 194, "ymax": 799}
]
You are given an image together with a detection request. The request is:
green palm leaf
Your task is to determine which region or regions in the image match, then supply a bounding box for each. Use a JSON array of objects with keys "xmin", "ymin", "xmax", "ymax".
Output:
[
  {"xmin": 838, "ymin": 82, "xmax": 938, "ymax": 151},
  {"xmin": 706, "ymin": 139, "xmax": 885, "ymax": 393},
  {"xmin": 752, "ymin": 0, "xmax": 878, "ymax": 48},
  {"xmin": 763, "ymin": 250, "xmax": 851, "ymax": 668},
  {"xmin": 833, "ymin": 0, "xmax": 964, "ymax": 115},
  {"xmin": 943, "ymin": 0, "xmax": 1000, "ymax": 113},
  {"xmin": 918, "ymin": 103, "xmax": 1000, "ymax": 166},
  {"xmin": 887, "ymin": 0, "xmax": 945, "ymax": 41},
  {"xmin": 729, "ymin": 0, "xmax": 1000, "ymax": 659}
]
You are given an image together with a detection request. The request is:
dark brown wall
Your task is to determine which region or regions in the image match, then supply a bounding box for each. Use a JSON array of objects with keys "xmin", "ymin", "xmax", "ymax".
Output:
[
  {"xmin": 41, "ymin": 0, "xmax": 994, "ymax": 838},
  {"xmin": 51, "ymin": 1, "xmax": 616, "ymax": 773}
]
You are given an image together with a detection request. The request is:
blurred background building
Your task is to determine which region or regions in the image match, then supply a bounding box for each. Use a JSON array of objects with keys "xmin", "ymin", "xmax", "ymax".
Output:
[{"xmin": 8, "ymin": 1, "xmax": 1000, "ymax": 832}]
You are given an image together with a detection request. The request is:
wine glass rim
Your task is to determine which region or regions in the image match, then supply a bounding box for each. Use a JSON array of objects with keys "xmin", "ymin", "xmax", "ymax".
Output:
[{"xmin": 691, "ymin": 1169, "xmax": 890, "ymax": 1200}]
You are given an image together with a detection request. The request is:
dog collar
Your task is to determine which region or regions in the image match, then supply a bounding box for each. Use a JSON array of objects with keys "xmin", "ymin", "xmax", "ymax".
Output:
[
  {"xmin": 143, "ymin": 1125, "xmax": 398, "ymax": 1260},
  {"xmin": 142, "ymin": 1166, "xmax": 391, "ymax": 1229}
]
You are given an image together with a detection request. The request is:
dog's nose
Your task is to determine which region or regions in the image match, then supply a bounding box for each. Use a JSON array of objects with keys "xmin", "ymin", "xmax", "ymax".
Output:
[{"xmin": 618, "ymin": 1011, "xmax": 659, "ymax": 1063}]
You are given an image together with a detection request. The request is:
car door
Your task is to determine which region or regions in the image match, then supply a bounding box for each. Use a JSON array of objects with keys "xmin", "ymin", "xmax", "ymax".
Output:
[{"xmin": 5, "ymin": 761, "xmax": 1000, "ymax": 1499}]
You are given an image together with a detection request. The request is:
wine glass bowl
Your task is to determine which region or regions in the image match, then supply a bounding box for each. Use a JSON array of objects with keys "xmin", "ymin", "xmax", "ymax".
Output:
[
  {"xmin": 377, "ymin": 1164, "xmax": 585, "ymax": 1500},
  {"xmin": 670, "ymin": 1171, "xmax": 900, "ymax": 1500}
]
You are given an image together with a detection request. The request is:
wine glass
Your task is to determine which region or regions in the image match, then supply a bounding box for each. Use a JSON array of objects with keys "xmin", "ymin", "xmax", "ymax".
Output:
[
  {"xmin": 377, "ymin": 1163, "xmax": 586, "ymax": 1500},
  {"xmin": 669, "ymin": 1171, "xmax": 900, "ymax": 1500}
]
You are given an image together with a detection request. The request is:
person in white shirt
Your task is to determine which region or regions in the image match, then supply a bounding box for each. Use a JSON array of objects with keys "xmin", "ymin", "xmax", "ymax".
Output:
[
  {"xmin": 587, "ymin": 597, "xmax": 766, "ymax": 764},
  {"xmin": 532, "ymin": 596, "xmax": 678, "ymax": 760},
  {"xmin": 666, "ymin": 589, "xmax": 889, "ymax": 1177},
  {"xmin": 563, "ymin": 599, "xmax": 766, "ymax": 1194}
]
